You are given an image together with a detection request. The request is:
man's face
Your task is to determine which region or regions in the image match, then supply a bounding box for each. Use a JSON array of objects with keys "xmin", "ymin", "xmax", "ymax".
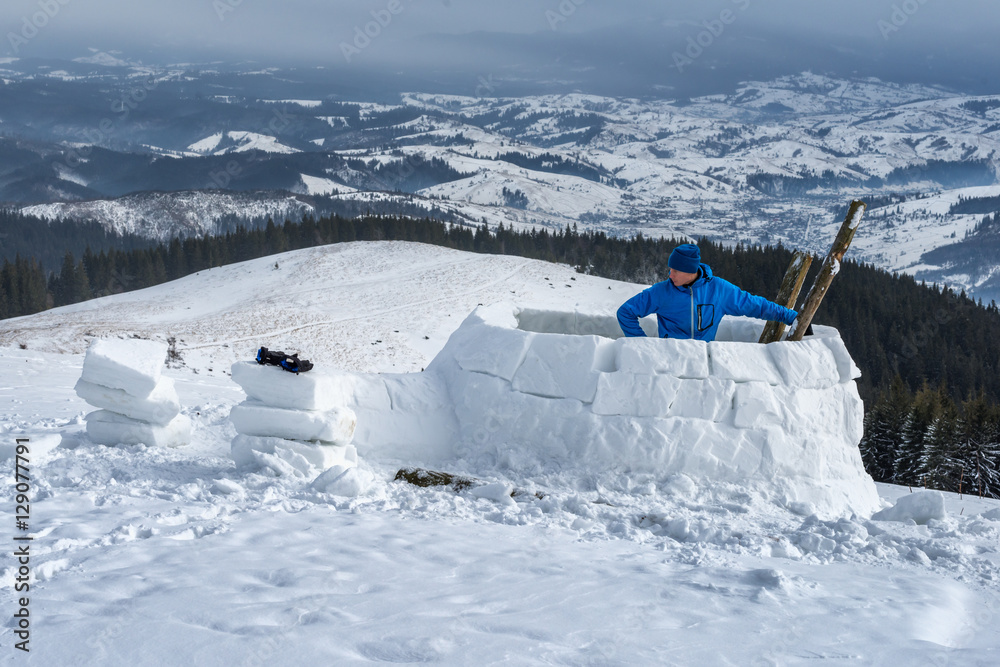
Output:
[{"xmin": 669, "ymin": 267, "xmax": 698, "ymax": 287}]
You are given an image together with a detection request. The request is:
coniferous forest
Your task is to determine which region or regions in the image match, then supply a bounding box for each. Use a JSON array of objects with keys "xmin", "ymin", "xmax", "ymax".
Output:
[{"xmin": 3, "ymin": 210, "xmax": 1000, "ymax": 496}]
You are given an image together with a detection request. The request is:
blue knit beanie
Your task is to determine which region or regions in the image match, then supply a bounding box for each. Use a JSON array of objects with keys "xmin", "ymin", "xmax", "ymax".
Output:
[{"xmin": 668, "ymin": 243, "xmax": 701, "ymax": 274}]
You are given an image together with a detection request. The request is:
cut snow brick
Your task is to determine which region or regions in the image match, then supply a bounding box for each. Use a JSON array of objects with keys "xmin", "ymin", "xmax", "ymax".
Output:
[
  {"xmin": 592, "ymin": 372, "xmax": 681, "ymax": 417},
  {"xmin": 85, "ymin": 410, "xmax": 191, "ymax": 448},
  {"xmin": 512, "ymin": 333, "xmax": 604, "ymax": 403},
  {"xmin": 75, "ymin": 376, "xmax": 180, "ymax": 425},
  {"xmin": 667, "ymin": 377, "xmax": 735, "ymax": 422},
  {"xmin": 231, "ymin": 434, "xmax": 357, "ymax": 474},
  {"xmin": 872, "ymin": 491, "xmax": 946, "ymax": 525},
  {"xmin": 821, "ymin": 335, "xmax": 863, "ymax": 383},
  {"xmin": 231, "ymin": 361, "xmax": 389, "ymax": 411},
  {"xmin": 229, "ymin": 400, "xmax": 356, "ymax": 445},
  {"xmin": 452, "ymin": 325, "xmax": 533, "ymax": 380},
  {"xmin": 767, "ymin": 338, "xmax": 841, "ymax": 389},
  {"xmin": 709, "ymin": 341, "xmax": 783, "ymax": 385},
  {"xmin": 80, "ymin": 338, "xmax": 167, "ymax": 397},
  {"xmin": 616, "ymin": 337, "xmax": 710, "ymax": 378},
  {"xmin": 733, "ymin": 382, "xmax": 784, "ymax": 429}
]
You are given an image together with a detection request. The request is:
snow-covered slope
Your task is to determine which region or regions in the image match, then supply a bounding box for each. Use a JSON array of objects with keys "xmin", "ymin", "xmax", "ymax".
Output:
[
  {"xmin": 9, "ymin": 70, "xmax": 1000, "ymax": 298},
  {"xmin": 1, "ymin": 241, "xmax": 998, "ymax": 664},
  {"xmin": 21, "ymin": 191, "xmax": 314, "ymax": 240},
  {"xmin": 187, "ymin": 131, "xmax": 300, "ymax": 155}
]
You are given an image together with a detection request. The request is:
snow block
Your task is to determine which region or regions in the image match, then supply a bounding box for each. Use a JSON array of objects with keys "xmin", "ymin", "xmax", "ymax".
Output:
[
  {"xmin": 80, "ymin": 338, "xmax": 166, "ymax": 397},
  {"xmin": 872, "ymin": 491, "xmax": 947, "ymax": 525},
  {"xmin": 767, "ymin": 338, "xmax": 841, "ymax": 389},
  {"xmin": 384, "ymin": 373, "xmax": 453, "ymax": 412},
  {"xmin": 311, "ymin": 465, "xmax": 375, "ymax": 497},
  {"xmin": 616, "ymin": 337, "xmax": 710, "ymax": 378},
  {"xmin": 231, "ymin": 434, "xmax": 357, "ymax": 475},
  {"xmin": 516, "ymin": 307, "xmax": 627, "ymax": 338},
  {"xmin": 667, "ymin": 377, "xmax": 735, "ymax": 422},
  {"xmin": 708, "ymin": 341, "xmax": 783, "ymax": 384},
  {"xmin": 715, "ymin": 316, "xmax": 765, "ymax": 343},
  {"xmin": 75, "ymin": 377, "xmax": 181, "ymax": 425},
  {"xmin": 452, "ymin": 325, "xmax": 534, "ymax": 380},
  {"xmin": 820, "ymin": 335, "xmax": 863, "ymax": 383},
  {"xmin": 593, "ymin": 372, "xmax": 681, "ymax": 417},
  {"xmin": 231, "ymin": 361, "xmax": 389, "ymax": 411},
  {"xmin": 229, "ymin": 400, "xmax": 356, "ymax": 445},
  {"xmin": 512, "ymin": 333, "xmax": 606, "ymax": 403},
  {"xmin": 733, "ymin": 382, "xmax": 784, "ymax": 429},
  {"xmin": 85, "ymin": 410, "xmax": 191, "ymax": 448}
]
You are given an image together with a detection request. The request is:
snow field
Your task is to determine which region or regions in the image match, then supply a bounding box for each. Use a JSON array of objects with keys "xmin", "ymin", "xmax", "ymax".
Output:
[{"xmin": 2, "ymin": 242, "xmax": 999, "ymax": 664}]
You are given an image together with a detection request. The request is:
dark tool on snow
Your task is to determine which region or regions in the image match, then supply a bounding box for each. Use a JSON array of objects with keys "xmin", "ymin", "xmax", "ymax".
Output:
[{"xmin": 255, "ymin": 346, "xmax": 314, "ymax": 374}]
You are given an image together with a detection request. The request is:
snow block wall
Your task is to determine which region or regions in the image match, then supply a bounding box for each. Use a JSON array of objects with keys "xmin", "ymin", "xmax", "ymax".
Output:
[
  {"xmin": 327, "ymin": 304, "xmax": 878, "ymax": 518},
  {"xmin": 75, "ymin": 338, "xmax": 191, "ymax": 447},
  {"xmin": 228, "ymin": 362, "xmax": 359, "ymax": 478}
]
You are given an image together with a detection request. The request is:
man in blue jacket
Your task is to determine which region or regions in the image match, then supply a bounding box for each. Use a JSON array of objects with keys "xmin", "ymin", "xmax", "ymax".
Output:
[{"xmin": 617, "ymin": 243, "xmax": 798, "ymax": 341}]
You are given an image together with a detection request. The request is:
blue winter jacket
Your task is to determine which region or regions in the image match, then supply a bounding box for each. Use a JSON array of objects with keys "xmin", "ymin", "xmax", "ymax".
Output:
[{"xmin": 617, "ymin": 263, "xmax": 797, "ymax": 341}]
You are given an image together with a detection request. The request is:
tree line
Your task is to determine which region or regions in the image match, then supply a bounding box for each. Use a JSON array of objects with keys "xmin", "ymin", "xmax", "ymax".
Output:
[{"xmin": 861, "ymin": 378, "xmax": 1000, "ymax": 498}]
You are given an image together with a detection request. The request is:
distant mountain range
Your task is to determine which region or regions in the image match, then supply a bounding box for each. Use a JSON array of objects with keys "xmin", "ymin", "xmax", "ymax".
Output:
[{"xmin": 1, "ymin": 57, "xmax": 998, "ymax": 302}]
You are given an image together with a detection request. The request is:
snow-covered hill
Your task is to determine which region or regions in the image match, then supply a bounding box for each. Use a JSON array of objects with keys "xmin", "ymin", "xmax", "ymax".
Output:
[
  {"xmin": 6, "ymin": 68, "xmax": 998, "ymax": 299},
  {"xmin": 21, "ymin": 191, "xmax": 315, "ymax": 241},
  {"xmin": 1, "ymin": 241, "xmax": 998, "ymax": 664}
]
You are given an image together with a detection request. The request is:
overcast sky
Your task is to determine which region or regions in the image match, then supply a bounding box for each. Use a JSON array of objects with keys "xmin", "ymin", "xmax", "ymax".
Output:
[{"xmin": 3, "ymin": 1, "xmax": 998, "ymax": 94}]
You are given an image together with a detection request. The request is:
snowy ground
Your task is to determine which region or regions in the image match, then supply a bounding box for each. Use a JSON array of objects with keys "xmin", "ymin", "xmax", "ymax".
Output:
[{"xmin": 2, "ymin": 242, "xmax": 999, "ymax": 665}]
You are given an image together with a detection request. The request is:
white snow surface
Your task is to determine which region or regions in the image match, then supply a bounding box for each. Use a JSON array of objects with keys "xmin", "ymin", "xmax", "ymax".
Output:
[{"xmin": 1, "ymin": 241, "xmax": 999, "ymax": 664}]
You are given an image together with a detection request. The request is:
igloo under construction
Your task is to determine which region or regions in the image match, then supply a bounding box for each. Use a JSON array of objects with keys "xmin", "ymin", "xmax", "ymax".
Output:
[{"xmin": 277, "ymin": 304, "xmax": 879, "ymax": 518}]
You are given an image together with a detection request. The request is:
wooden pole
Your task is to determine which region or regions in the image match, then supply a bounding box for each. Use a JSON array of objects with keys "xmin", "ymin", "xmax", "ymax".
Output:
[
  {"xmin": 759, "ymin": 250, "xmax": 813, "ymax": 344},
  {"xmin": 787, "ymin": 200, "xmax": 867, "ymax": 342}
]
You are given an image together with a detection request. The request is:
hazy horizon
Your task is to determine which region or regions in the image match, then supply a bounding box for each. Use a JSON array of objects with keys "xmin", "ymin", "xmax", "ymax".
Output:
[{"xmin": 3, "ymin": 1, "xmax": 999, "ymax": 96}]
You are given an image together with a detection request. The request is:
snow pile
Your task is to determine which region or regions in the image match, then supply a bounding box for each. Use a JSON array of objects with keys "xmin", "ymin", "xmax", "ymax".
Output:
[
  {"xmin": 872, "ymin": 490, "xmax": 947, "ymax": 524},
  {"xmin": 229, "ymin": 361, "xmax": 359, "ymax": 480},
  {"xmin": 74, "ymin": 338, "xmax": 191, "ymax": 447},
  {"xmin": 336, "ymin": 303, "xmax": 880, "ymax": 518}
]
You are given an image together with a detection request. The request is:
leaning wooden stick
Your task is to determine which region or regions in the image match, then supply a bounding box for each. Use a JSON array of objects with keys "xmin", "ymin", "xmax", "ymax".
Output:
[
  {"xmin": 786, "ymin": 199, "xmax": 867, "ymax": 342},
  {"xmin": 759, "ymin": 250, "xmax": 813, "ymax": 344}
]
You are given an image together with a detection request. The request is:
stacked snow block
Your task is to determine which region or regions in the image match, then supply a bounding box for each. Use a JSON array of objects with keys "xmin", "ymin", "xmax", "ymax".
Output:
[
  {"xmin": 229, "ymin": 361, "xmax": 359, "ymax": 477},
  {"xmin": 334, "ymin": 303, "xmax": 879, "ymax": 519},
  {"xmin": 76, "ymin": 338, "xmax": 191, "ymax": 448}
]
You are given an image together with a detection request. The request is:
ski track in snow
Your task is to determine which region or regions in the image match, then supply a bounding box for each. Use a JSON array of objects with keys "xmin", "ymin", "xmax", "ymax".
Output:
[{"xmin": 1, "ymin": 242, "xmax": 999, "ymax": 664}]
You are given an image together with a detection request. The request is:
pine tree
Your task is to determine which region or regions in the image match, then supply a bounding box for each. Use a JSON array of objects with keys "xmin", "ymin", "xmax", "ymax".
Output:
[
  {"xmin": 895, "ymin": 383, "xmax": 942, "ymax": 486},
  {"xmin": 955, "ymin": 393, "xmax": 1000, "ymax": 498},
  {"xmin": 859, "ymin": 375, "xmax": 911, "ymax": 481},
  {"xmin": 920, "ymin": 393, "xmax": 960, "ymax": 491}
]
